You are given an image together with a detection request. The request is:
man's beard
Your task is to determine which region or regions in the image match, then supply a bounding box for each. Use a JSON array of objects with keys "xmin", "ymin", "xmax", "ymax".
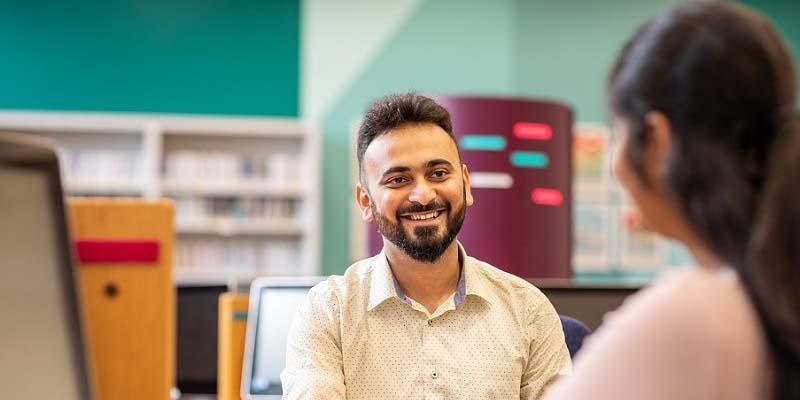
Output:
[{"xmin": 372, "ymin": 192, "xmax": 467, "ymax": 263}]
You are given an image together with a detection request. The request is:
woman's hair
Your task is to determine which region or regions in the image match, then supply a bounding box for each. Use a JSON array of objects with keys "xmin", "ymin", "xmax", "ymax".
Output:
[
  {"xmin": 749, "ymin": 123, "xmax": 800, "ymax": 398},
  {"xmin": 608, "ymin": 1, "xmax": 799, "ymax": 398}
]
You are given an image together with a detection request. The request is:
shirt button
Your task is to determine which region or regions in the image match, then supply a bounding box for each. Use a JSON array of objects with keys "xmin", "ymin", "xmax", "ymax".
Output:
[
  {"xmin": 427, "ymin": 319, "xmax": 433, "ymax": 326},
  {"xmin": 431, "ymin": 372, "xmax": 438, "ymax": 379}
]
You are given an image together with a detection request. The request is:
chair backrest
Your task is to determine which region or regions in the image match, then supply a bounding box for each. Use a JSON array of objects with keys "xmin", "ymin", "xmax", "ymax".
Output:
[{"xmin": 560, "ymin": 315, "xmax": 592, "ymax": 359}]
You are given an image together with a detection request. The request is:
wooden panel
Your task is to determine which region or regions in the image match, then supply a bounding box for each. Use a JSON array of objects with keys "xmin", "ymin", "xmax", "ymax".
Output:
[
  {"xmin": 68, "ymin": 198, "xmax": 175, "ymax": 400},
  {"xmin": 217, "ymin": 293, "xmax": 249, "ymax": 400}
]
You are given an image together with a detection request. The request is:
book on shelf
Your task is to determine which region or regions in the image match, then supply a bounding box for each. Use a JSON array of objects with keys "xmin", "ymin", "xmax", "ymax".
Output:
[
  {"xmin": 57, "ymin": 148, "xmax": 144, "ymax": 190},
  {"xmin": 173, "ymin": 198, "xmax": 299, "ymax": 231},
  {"xmin": 163, "ymin": 150, "xmax": 298, "ymax": 185},
  {"xmin": 175, "ymin": 238, "xmax": 302, "ymax": 277}
]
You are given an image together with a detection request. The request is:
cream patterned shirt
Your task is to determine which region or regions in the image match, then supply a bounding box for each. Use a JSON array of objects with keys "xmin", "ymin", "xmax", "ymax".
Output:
[{"xmin": 281, "ymin": 244, "xmax": 571, "ymax": 400}]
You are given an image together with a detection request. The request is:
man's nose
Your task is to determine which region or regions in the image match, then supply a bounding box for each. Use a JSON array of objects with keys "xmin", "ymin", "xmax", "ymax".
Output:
[{"xmin": 408, "ymin": 180, "xmax": 436, "ymax": 205}]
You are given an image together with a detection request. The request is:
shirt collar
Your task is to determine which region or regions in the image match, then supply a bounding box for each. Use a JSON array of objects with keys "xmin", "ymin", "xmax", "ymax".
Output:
[
  {"xmin": 367, "ymin": 249, "xmax": 396, "ymax": 311},
  {"xmin": 367, "ymin": 241, "xmax": 483, "ymax": 311},
  {"xmin": 462, "ymin": 252, "xmax": 495, "ymax": 306}
]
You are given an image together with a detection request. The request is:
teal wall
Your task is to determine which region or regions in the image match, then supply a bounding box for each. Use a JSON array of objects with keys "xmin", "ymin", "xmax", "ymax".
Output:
[
  {"xmin": 743, "ymin": 0, "xmax": 800, "ymax": 101},
  {"xmin": 513, "ymin": 0, "xmax": 679, "ymax": 123},
  {"xmin": 0, "ymin": 0, "xmax": 299, "ymax": 116},
  {"xmin": 0, "ymin": 0, "xmax": 797, "ymax": 276},
  {"xmin": 319, "ymin": 0, "xmax": 681, "ymax": 275}
]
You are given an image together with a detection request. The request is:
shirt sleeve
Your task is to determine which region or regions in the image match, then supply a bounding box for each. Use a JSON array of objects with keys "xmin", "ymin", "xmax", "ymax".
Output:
[
  {"xmin": 521, "ymin": 296, "xmax": 573, "ymax": 400},
  {"xmin": 281, "ymin": 283, "xmax": 347, "ymax": 400},
  {"xmin": 541, "ymin": 272, "xmax": 720, "ymax": 400}
]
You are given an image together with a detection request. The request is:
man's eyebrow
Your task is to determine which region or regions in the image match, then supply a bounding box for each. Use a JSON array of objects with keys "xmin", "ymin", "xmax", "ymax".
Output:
[
  {"xmin": 379, "ymin": 159, "xmax": 454, "ymax": 179},
  {"xmin": 426, "ymin": 159, "xmax": 454, "ymax": 169},
  {"xmin": 380, "ymin": 166, "xmax": 411, "ymax": 178}
]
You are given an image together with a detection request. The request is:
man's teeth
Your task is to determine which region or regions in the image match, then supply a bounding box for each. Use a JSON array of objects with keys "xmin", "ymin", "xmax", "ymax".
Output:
[{"xmin": 407, "ymin": 211, "xmax": 439, "ymax": 220}]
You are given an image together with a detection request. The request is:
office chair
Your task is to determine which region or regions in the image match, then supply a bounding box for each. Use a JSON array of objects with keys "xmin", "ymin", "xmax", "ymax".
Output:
[{"xmin": 559, "ymin": 315, "xmax": 592, "ymax": 359}]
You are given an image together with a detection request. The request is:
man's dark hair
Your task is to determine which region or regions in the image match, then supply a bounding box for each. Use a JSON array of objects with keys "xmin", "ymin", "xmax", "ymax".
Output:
[{"xmin": 357, "ymin": 93, "xmax": 455, "ymax": 182}]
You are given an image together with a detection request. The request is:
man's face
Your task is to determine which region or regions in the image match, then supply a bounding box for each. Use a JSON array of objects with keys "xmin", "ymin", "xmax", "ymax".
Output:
[{"xmin": 356, "ymin": 123, "xmax": 473, "ymax": 263}]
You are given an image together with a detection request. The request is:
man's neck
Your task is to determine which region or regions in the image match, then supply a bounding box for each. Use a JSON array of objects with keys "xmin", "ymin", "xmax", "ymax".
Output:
[{"xmin": 384, "ymin": 241, "xmax": 461, "ymax": 314}]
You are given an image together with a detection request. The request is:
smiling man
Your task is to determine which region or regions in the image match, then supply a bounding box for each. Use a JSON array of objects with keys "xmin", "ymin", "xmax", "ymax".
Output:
[{"xmin": 281, "ymin": 93, "xmax": 570, "ymax": 400}]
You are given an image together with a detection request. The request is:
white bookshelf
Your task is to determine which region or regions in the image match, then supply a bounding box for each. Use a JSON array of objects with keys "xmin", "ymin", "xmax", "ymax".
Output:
[
  {"xmin": 66, "ymin": 179, "xmax": 146, "ymax": 196},
  {"xmin": 161, "ymin": 180, "xmax": 305, "ymax": 197},
  {"xmin": 175, "ymin": 218, "xmax": 304, "ymax": 236},
  {"xmin": 0, "ymin": 110, "xmax": 320, "ymax": 284}
]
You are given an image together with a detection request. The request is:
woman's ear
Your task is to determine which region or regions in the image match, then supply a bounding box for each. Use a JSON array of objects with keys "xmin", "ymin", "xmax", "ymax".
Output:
[
  {"xmin": 644, "ymin": 111, "xmax": 674, "ymax": 183},
  {"xmin": 355, "ymin": 183, "xmax": 374, "ymax": 222}
]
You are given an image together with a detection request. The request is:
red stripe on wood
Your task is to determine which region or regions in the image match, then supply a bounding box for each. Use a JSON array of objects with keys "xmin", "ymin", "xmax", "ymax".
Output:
[{"xmin": 75, "ymin": 240, "xmax": 159, "ymax": 264}]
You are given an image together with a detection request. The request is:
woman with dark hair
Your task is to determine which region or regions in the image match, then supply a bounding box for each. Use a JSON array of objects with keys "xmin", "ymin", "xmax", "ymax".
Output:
[{"xmin": 544, "ymin": 2, "xmax": 799, "ymax": 399}]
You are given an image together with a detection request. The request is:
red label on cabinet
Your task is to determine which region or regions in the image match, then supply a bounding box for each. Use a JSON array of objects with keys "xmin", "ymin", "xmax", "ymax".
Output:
[{"xmin": 75, "ymin": 240, "xmax": 159, "ymax": 264}]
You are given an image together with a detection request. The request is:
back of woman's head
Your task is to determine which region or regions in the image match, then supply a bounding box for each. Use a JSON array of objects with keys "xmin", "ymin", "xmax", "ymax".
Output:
[
  {"xmin": 608, "ymin": 1, "xmax": 799, "ymax": 398},
  {"xmin": 609, "ymin": 1, "xmax": 796, "ymax": 267}
]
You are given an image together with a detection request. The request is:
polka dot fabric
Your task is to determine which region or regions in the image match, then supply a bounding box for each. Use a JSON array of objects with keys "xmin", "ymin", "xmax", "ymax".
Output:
[{"xmin": 281, "ymin": 243, "xmax": 571, "ymax": 399}]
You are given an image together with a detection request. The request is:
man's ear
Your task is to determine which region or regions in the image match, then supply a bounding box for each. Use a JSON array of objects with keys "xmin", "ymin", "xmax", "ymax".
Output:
[
  {"xmin": 462, "ymin": 163, "xmax": 474, "ymax": 207},
  {"xmin": 355, "ymin": 182, "xmax": 374, "ymax": 222},
  {"xmin": 644, "ymin": 111, "xmax": 673, "ymax": 184}
]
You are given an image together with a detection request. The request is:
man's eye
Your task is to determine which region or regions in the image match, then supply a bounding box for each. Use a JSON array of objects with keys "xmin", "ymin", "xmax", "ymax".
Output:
[
  {"xmin": 387, "ymin": 177, "xmax": 407, "ymax": 185},
  {"xmin": 431, "ymin": 170, "xmax": 448, "ymax": 179}
]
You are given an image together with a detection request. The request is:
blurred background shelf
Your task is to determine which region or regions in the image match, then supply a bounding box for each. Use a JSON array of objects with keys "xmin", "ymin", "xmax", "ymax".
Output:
[
  {"xmin": 176, "ymin": 219, "xmax": 304, "ymax": 236},
  {"xmin": 161, "ymin": 180, "xmax": 304, "ymax": 197},
  {"xmin": 0, "ymin": 111, "xmax": 320, "ymax": 284},
  {"xmin": 66, "ymin": 179, "xmax": 147, "ymax": 196}
]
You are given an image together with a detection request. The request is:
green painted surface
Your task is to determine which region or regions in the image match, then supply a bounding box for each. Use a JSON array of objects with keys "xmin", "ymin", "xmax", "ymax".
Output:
[
  {"xmin": 512, "ymin": 0, "xmax": 681, "ymax": 122},
  {"xmin": 741, "ymin": 0, "xmax": 800, "ymax": 101},
  {"xmin": 0, "ymin": 0, "xmax": 299, "ymax": 116}
]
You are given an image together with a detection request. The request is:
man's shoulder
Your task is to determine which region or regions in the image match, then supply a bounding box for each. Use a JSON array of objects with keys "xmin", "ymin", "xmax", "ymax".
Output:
[
  {"xmin": 466, "ymin": 255, "xmax": 549, "ymax": 306},
  {"xmin": 308, "ymin": 255, "xmax": 379, "ymax": 302}
]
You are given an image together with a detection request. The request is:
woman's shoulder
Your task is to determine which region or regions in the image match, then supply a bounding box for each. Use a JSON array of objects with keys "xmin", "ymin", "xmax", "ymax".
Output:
[
  {"xmin": 552, "ymin": 269, "xmax": 761, "ymax": 399},
  {"xmin": 609, "ymin": 267, "xmax": 754, "ymax": 334},
  {"xmin": 634, "ymin": 267, "xmax": 753, "ymax": 322},
  {"xmin": 545, "ymin": 267, "xmax": 766, "ymax": 399},
  {"xmin": 598, "ymin": 266, "xmax": 765, "ymax": 367}
]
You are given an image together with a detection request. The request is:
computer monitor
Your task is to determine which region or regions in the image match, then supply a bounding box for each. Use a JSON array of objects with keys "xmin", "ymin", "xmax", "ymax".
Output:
[
  {"xmin": 0, "ymin": 132, "xmax": 94, "ymax": 399},
  {"xmin": 241, "ymin": 276, "xmax": 326, "ymax": 400},
  {"xmin": 176, "ymin": 284, "xmax": 229, "ymax": 394}
]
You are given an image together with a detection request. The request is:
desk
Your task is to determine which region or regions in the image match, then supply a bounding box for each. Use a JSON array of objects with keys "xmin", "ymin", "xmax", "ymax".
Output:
[{"xmin": 530, "ymin": 279, "xmax": 645, "ymax": 330}]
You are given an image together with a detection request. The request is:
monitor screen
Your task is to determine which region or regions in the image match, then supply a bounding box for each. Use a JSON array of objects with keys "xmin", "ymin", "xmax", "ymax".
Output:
[
  {"xmin": 249, "ymin": 286, "xmax": 312, "ymax": 395},
  {"xmin": 177, "ymin": 285, "xmax": 228, "ymax": 394},
  {"xmin": 0, "ymin": 164, "xmax": 87, "ymax": 399}
]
